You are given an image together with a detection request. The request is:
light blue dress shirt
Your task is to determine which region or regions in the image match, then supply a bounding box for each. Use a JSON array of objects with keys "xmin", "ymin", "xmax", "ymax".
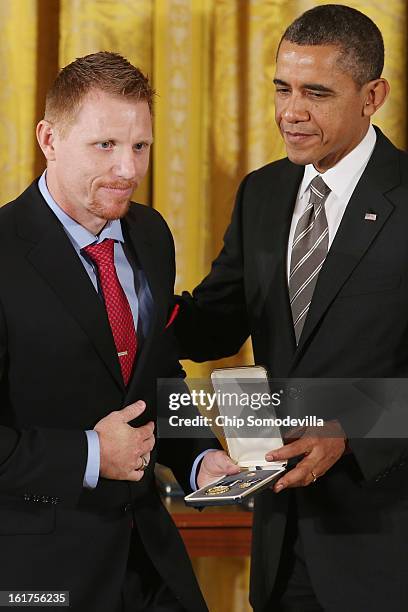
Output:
[{"xmin": 38, "ymin": 172, "xmax": 209, "ymax": 490}]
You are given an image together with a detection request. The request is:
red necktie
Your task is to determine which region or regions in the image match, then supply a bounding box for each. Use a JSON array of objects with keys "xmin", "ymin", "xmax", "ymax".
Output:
[{"xmin": 83, "ymin": 239, "xmax": 137, "ymax": 385}]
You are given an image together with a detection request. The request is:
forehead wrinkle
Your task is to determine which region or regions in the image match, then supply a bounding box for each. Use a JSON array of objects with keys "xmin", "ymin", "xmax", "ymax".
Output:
[{"xmin": 71, "ymin": 98, "xmax": 152, "ymax": 142}]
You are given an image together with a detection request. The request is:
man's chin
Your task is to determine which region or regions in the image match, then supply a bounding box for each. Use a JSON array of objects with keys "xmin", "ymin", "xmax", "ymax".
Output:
[
  {"xmin": 90, "ymin": 199, "xmax": 131, "ymax": 221},
  {"xmin": 285, "ymin": 149, "xmax": 315, "ymax": 167}
]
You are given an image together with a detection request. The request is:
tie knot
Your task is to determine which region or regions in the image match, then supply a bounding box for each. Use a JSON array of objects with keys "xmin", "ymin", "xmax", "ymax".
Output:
[
  {"xmin": 83, "ymin": 238, "xmax": 115, "ymax": 267},
  {"xmin": 309, "ymin": 176, "xmax": 331, "ymax": 206}
]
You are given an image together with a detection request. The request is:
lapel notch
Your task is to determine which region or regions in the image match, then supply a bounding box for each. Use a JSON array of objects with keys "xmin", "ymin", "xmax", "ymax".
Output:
[{"xmin": 294, "ymin": 130, "xmax": 400, "ymax": 362}]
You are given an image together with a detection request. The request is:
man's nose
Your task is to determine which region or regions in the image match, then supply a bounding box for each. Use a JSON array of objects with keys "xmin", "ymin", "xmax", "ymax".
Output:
[
  {"xmin": 282, "ymin": 94, "xmax": 309, "ymax": 123},
  {"xmin": 114, "ymin": 150, "xmax": 137, "ymax": 180}
]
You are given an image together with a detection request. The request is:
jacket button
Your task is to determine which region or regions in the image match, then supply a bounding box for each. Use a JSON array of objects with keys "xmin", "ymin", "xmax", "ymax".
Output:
[{"xmin": 124, "ymin": 503, "xmax": 132, "ymax": 513}]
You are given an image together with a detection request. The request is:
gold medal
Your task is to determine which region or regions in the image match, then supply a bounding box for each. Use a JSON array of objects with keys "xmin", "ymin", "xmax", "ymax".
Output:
[
  {"xmin": 239, "ymin": 477, "xmax": 262, "ymax": 489},
  {"xmin": 205, "ymin": 485, "xmax": 230, "ymax": 495}
]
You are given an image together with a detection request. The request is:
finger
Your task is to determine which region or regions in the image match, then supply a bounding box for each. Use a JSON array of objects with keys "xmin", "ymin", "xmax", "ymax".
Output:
[
  {"xmin": 126, "ymin": 469, "xmax": 145, "ymax": 482},
  {"xmin": 273, "ymin": 457, "xmax": 318, "ymax": 492},
  {"xmin": 120, "ymin": 401, "xmax": 146, "ymax": 423},
  {"xmin": 140, "ymin": 437, "xmax": 155, "ymax": 455},
  {"xmin": 265, "ymin": 438, "xmax": 313, "ymax": 462},
  {"xmin": 205, "ymin": 450, "xmax": 237, "ymax": 469},
  {"xmin": 283, "ymin": 425, "xmax": 306, "ymax": 441},
  {"xmin": 212, "ymin": 451, "xmax": 241, "ymax": 474},
  {"xmin": 136, "ymin": 421, "xmax": 155, "ymax": 440},
  {"xmin": 132, "ymin": 452, "xmax": 151, "ymax": 475},
  {"xmin": 145, "ymin": 436, "xmax": 155, "ymax": 453}
]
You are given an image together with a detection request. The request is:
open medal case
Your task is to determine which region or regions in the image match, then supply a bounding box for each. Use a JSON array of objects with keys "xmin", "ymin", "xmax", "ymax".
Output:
[{"xmin": 184, "ymin": 366, "xmax": 287, "ymax": 507}]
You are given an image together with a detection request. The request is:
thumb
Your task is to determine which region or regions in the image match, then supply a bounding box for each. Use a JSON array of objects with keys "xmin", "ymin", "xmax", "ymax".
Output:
[
  {"xmin": 120, "ymin": 400, "xmax": 146, "ymax": 423},
  {"xmin": 215, "ymin": 451, "xmax": 241, "ymax": 474}
]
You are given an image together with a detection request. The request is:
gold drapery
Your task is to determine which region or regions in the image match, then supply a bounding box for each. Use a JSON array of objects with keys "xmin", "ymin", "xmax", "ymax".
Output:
[
  {"xmin": 0, "ymin": 0, "xmax": 406, "ymax": 377},
  {"xmin": 0, "ymin": 3, "xmax": 406, "ymax": 610}
]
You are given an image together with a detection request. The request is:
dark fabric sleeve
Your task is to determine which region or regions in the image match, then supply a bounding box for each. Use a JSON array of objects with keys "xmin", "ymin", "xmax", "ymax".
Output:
[
  {"xmin": 155, "ymin": 352, "xmax": 222, "ymax": 494},
  {"xmin": 175, "ymin": 175, "xmax": 252, "ymax": 362}
]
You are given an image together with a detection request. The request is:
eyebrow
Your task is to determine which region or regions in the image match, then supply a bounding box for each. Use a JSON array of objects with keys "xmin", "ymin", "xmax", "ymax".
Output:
[{"xmin": 273, "ymin": 78, "xmax": 335, "ymax": 94}]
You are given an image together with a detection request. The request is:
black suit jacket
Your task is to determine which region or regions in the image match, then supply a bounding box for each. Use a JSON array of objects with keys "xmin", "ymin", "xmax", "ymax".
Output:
[
  {"xmin": 176, "ymin": 128, "xmax": 408, "ymax": 612},
  {"xmin": 0, "ymin": 180, "xmax": 210, "ymax": 612}
]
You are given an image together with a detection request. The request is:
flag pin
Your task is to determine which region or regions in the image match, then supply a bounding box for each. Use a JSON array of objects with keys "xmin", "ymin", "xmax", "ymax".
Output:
[{"xmin": 364, "ymin": 213, "xmax": 377, "ymax": 221}]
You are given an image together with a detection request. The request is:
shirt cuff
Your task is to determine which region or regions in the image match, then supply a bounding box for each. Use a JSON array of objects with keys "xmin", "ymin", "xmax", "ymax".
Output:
[
  {"xmin": 190, "ymin": 449, "xmax": 218, "ymax": 491},
  {"xmin": 83, "ymin": 430, "xmax": 100, "ymax": 489}
]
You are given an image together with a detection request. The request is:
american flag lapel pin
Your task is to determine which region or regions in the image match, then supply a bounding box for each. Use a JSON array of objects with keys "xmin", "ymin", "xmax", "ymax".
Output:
[{"xmin": 364, "ymin": 212, "xmax": 377, "ymax": 221}]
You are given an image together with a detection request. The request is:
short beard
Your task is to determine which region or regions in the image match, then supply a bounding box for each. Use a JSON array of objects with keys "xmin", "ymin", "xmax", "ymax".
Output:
[{"xmin": 88, "ymin": 196, "xmax": 131, "ymax": 221}]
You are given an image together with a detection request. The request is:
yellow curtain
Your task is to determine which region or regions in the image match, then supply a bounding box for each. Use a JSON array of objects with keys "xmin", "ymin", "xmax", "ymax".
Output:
[
  {"xmin": 59, "ymin": 0, "xmax": 153, "ymax": 205},
  {"xmin": 0, "ymin": 0, "xmax": 406, "ymax": 377},
  {"xmin": 0, "ymin": 0, "xmax": 37, "ymax": 204},
  {"xmin": 0, "ymin": 3, "xmax": 405, "ymax": 609}
]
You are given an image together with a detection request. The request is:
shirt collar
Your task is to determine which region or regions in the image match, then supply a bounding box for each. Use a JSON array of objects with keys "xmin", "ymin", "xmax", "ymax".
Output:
[
  {"xmin": 38, "ymin": 171, "xmax": 124, "ymax": 249},
  {"xmin": 299, "ymin": 124, "xmax": 377, "ymax": 199}
]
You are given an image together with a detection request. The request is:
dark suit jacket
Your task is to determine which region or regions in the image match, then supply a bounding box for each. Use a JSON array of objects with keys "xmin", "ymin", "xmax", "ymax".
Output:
[
  {"xmin": 0, "ymin": 180, "xmax": 210, "ymax": 612},
  {"xmin": 176, "ymin": 128, "xmax": 408, "ymax": 612}
]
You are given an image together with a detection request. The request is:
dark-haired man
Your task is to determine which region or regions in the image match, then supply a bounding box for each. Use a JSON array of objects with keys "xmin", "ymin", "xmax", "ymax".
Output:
[
  {"xmin": 176, "ymin": 5, "xmax": 408, "ymax": 612},
  {"xmin": 0, "ymin": 51, "xmax": 238, "ymax": 611}
]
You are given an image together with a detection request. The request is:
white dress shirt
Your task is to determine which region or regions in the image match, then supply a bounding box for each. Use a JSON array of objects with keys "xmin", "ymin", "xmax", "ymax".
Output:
[{"xmin": 287, "ymin": 124, "xmax": 377, "ymax": 279}]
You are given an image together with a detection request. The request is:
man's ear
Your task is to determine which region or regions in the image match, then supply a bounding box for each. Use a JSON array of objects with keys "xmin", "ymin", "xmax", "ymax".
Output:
[
  {"xmin": 363, "ymin": 78, "xmax": 390, "ymax": 117},
  {"xmin": 36, "ymin": 120, "xmax": 57, "ymax": 161}
]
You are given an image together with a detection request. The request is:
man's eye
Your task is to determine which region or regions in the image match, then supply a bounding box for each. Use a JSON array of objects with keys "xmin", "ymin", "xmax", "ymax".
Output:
[
  {"xmin": 134, "ymin": 142, "xmax": 148, "ymax": 151},
  {"xmin": 276, "ymin": 88, "xmax": 290, "ymax": 95},
  {"xmin": 98, "ymin": 141, "xmax": 113, "ymax": 149}
]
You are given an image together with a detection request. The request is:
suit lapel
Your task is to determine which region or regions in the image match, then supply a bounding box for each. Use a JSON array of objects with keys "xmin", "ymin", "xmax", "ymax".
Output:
[
  {"xmin": 16, "ymin": 183, "xmax": 170, "ymax": 398},
  {"xmin": 293, "ymin": 129, "xmax": 400, "ymax": 365},
  {"xmin": 16, "ymin": 182, "xmax": 125, "ymax": 391},
  {"xmin": 122, "ymin": 213, "xmax": 168, "ymax": 399},
  {"xmin": 256, "ymin": 161, "xmax": 303, "ymax": 374}
]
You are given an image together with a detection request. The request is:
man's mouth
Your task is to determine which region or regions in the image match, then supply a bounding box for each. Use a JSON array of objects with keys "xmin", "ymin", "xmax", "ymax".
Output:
[
  {"xmin": 100, "ymin": 183, "xmax": 135, "ymax": 195},
  {"xmin": 283, "ymin": 131, "xmax": 316, "ymax": 144}
]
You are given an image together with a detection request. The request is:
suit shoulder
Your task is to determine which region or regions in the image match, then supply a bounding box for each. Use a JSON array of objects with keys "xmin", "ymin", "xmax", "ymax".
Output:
[
  {"xmin": 126, "ymin": 202, "xmax": 174, "ymax": 244},
  {"xmin": 242, "ymin": 157, "xmax": 295, "ymax": 189},
  {"xmin": 127, "ymin": 201, "xmax": 172, "ymax": 229},
  {"xmin": 248, "ymin": 157, "xmax": 294, "ymax": 181},
  {"xmin": 0, "ymin": 198, "xmax": 18, "ymax": 224},
  {"xmin": 397, "ymin": 148, "xmax": 408, "ymax": 176},
  {"xmin": 0, "ymin": 180, "xmax": 43, "ymax": 228},
  {"xmin": 0, "ymin": 198, "xmax": 21, "ymax": 242}
]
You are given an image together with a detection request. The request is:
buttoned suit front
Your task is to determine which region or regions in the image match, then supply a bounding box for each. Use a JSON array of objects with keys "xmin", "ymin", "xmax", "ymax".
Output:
[{"xmin": 0, "ymin": 180, "xmax": 210, "ymax": 612}]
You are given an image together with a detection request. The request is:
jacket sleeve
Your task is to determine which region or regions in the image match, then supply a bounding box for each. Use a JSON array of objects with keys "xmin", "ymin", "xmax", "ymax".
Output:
[
  {"xmin": 175, "ymin": 174, "xmax": 252, "ymax": 362},
  {"xmin": 155, "ymin": 333, "xmax": 222, "ymax": 494}
]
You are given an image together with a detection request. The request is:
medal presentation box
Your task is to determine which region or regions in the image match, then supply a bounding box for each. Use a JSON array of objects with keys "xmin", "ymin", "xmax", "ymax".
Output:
[{"xmin": 185, "ymin": 366, "xmax": 287, "ymax": 507}]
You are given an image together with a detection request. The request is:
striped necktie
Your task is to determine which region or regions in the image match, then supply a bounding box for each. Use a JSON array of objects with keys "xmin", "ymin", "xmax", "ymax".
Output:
[{"xmin": 289, "ymin": 175, "xmax": 331, "ymax": 344}]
